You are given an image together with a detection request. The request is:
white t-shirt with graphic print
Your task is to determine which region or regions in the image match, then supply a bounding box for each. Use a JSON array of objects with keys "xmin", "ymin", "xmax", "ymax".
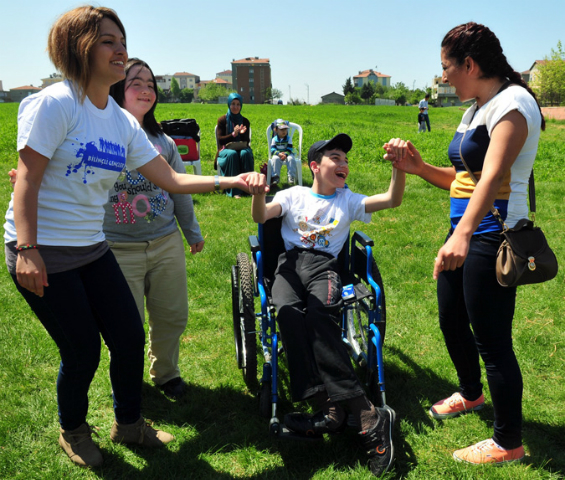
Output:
[
  {"xmin": 273, "ymin": 186, "xmax": 372, "ymax": 259},
  {"xmin": 4, "ymin": 80, "xmax": 158, "ymax": 246}
]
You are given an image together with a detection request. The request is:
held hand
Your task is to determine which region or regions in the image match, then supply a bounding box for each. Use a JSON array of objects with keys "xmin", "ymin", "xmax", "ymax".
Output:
[
  {"xmin": 190, "ymin": 240, "xmax": 205, "ymax": 255},
  {"xmin": 433, "ymin": 233, "xmax": 470, "ymax": 280},
  {"xmin": 383, "ymin": 139, "xmax": 424, "ymax": 176},
  {"xmin": 8, "ymin": 168, "xmax": 17, "ymax": 188},
  {"xmin": 241, "ymin": 171, "xmax": 269, "ymax": 195},
  {"xmin": 16, "ymin": 249, "xmax": 49, "ymax": 297}
]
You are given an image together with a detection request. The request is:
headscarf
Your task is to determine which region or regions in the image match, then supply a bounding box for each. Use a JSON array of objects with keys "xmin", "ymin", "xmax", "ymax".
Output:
[{"xmin": 226, "ymin": 93, "xmax": 244, "ymax": 135}]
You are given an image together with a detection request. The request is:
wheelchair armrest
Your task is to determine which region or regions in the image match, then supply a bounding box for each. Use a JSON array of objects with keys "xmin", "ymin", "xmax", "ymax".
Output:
[
  {"xmin": 352, "ymin": 231, "xmax": 374, "ymax": 248},
  {"xmin": 249, "ymin": 235, "xmax": 261, "ymax": 254}
]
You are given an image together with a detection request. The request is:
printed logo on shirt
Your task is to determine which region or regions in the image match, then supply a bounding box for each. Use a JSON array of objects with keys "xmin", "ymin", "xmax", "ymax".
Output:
[
  {"xmin": 110, "ymin": 169, "xmax": 169, "ymax": 224},
  {"xmin": 66, "ymin": 138, "xmax": 126, "ymax": 184},
  {"xmin": 295, "ymin": 213, "xmax": 339, "ymax": 249}
]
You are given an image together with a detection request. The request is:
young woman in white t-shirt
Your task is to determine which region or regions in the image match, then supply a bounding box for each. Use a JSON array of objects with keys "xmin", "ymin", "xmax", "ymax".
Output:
[
  {"xmin": 4, "ymin": 6, "xmax": 250, "ymax": 468},
  {"xmin": 384, "ymin": 22, "xmax": 544, "ymax": 466}
]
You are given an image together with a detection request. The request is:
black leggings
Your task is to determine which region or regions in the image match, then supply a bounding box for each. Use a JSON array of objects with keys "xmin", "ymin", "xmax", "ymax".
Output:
[
  {"xmin": 437, "ymin": 232, "xmax": 522, "ymax": 449},
  {"xmin": 12, "ymin": 250, "xmax": 145, "ymax": 430}
]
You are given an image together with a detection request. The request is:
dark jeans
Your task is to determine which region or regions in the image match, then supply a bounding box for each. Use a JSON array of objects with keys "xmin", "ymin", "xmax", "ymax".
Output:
[
  {"xmin": 424, "ymin": 113, "xmax": 431, "ymax": 132},
  {"xmin": 272, "ymin": 249, "xmax": 364, "ymax": 403},
  {"xmin": 437, "ymin": 232, "xmax": 522, "ymax": 449},
  {"xmin": 12, "ymin": 250, "xmax": 145, "ymax": 430}
]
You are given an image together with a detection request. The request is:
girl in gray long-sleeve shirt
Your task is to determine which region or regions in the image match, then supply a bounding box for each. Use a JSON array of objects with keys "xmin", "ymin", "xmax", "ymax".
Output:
[{"xmin": 105, "ymin": 58, "xmax": 204, "ymax": 399}]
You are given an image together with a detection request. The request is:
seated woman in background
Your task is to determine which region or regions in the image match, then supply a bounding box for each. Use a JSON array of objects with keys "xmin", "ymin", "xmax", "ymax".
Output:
[{"xmin": 215, "ymin": 93, "xmax": 254, "ymax": 197}]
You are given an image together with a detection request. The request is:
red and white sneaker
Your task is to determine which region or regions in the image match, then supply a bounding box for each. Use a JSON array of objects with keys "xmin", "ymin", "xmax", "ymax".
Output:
[
  {"xmin": 453, "ymin": 438, "xmax": 525, "ymax": 465},
  {"xmin": 429, "ymin": 392, "xmax": 484, "ymax": 419}
]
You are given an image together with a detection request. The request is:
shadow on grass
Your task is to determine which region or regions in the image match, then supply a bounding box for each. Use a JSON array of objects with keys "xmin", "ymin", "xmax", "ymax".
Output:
[
  {"xmin": 384, "ymin": 345, "xmax": 565, "ymax": 477},
  {"xmin": 93, "ymin": 347, "xmax": 563, "ymax": 478}
]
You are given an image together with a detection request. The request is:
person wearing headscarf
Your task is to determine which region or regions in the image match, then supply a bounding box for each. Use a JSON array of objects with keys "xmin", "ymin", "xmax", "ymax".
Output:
[{"xmin": 215, "ymin": 93, "xmax": 254, "ymax": 197}]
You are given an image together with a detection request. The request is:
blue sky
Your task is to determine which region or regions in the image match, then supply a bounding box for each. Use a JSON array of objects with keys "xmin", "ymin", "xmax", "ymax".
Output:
[{"xmin": 1, "ymin": 0, "xmax": 563, "ymax": 104}]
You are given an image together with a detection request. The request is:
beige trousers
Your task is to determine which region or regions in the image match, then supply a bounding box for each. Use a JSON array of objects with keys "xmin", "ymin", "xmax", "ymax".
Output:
[{"xmin": 108, "ymin": 230, "xmax": 188, "ymax": 385}]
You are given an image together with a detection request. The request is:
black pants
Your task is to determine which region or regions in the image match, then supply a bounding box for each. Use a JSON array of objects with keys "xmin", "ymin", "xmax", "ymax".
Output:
[
  {"xmin": 437, "ymin": 232, "xmax": 522, "ymax": 449},
  {"xmin": 12, "ymin": 250, "xmax": 145, "ymax": 430},
  {"xmin": 272, "ymin": 249, "xmax": 364, "ymax": 403}
]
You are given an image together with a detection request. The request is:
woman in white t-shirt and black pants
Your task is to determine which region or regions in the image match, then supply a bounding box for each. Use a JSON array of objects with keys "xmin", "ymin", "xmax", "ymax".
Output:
[
  {"xmin": 384, "ymin": 22, "xmax": 544, "ymax": 466},
  {"xmin": 4, "ymin": 6, "xmax": 249, "ymax": 468}
]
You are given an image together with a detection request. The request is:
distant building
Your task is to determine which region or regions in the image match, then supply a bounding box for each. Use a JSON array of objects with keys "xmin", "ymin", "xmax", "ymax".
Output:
[
  {"xmin": 321, "ymin": 92, "xmax": 345, "ymax": 104},
  {"xmin": 522, "ymin": 60, "xmax": 546, "ymax": 85},
  {"xmin": 0, "ymin": 80, "xmax": 7, "ymax": 102},
  {"xmin": 173, "ymin": 72, "xmax": 200, "ymax": 90},
  {"xmin": 155, "ymin": 75, "xmax": 173, "ymax": 91},
  {"xmin": 353, "ymin": 69, "xmax": 391, "ymax": 88},
  {"xmin": 216, "ymin": 70, "xmax": 232, "ymax": 85},
  {"xmin": 9, "ymin": 85, "xmax": 41, "ymax": 103},
  {"xmin": 231, "ymin": 57, "xmax": 271, "ymax": 104},
  {"xmin": 431, "ymin": 76, "xmax": 462, "ymax": 106},
  {"xmin": 41, "ymin": 73, "xmax": 63, "ymax": 89}
]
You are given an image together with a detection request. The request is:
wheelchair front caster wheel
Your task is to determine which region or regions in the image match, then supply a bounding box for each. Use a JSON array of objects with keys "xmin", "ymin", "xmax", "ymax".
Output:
[{"xmin": 269, "ymin": 417, "xmax": 280, "ymax": 436}]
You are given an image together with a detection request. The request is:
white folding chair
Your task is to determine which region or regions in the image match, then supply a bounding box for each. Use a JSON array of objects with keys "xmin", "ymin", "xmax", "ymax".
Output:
[{"xmin": 266, "ymin": 121, "xmax": 303, "ymax": 186}]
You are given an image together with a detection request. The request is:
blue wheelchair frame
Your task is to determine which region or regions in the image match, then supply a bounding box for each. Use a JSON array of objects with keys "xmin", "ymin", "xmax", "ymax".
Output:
[{"xmin": 233, "ymin": 217, "xmax": 387, "ymax": 436}]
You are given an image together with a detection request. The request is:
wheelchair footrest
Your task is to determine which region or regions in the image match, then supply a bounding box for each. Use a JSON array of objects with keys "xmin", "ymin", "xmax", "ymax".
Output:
[{"xmin": 275, "ymin": 424, "xmax": 324, "ymax": 441}]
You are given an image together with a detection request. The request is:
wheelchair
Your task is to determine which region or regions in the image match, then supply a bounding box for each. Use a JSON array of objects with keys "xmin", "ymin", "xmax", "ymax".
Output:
[{"xmin": 231, "ymin": 213, "xmax": 388, "ymax": 436}]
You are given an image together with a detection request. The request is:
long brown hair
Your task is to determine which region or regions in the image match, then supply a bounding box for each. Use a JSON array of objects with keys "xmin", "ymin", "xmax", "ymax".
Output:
[
  {"xmin": 47, "ymin": 6, "xmax": 126, "ymax": 103},
  {"xmin": 442, "ymin": 22, "xmax": 545, "ymax": 130}
]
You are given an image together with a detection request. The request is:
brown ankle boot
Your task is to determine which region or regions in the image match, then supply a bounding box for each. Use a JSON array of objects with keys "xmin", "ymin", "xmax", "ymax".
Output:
[
  {"xmin": 110, "ymin": 417, "xmax": 174, "ymax": 447},
  {"xmin": 58, "ymin": 423, "xmax": 103, "ymax": 467}
]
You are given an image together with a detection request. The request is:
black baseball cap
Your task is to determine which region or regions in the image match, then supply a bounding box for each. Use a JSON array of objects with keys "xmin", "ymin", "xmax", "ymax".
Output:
[{"xmin": 307, "ymin": 133, "xmax": 352, "ymax": 163}]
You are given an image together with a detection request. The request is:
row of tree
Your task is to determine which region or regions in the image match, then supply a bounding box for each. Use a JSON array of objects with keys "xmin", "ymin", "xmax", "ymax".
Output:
[
  {"xmin": 343, "ymin": 77, "xmax": 429, "ymax": 106},
  {"xmin": 157, "ymin": 77, "xmax": 287, "ymax": 104},
  {"xmin": 532, "ymin": 41, "xmax": 565, "ymax": 106}
]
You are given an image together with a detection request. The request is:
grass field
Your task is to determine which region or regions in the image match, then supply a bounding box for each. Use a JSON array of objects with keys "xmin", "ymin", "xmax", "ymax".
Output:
[{"xmin": 0, "ymin": 102, "xmax": 563, "ymax": 479}]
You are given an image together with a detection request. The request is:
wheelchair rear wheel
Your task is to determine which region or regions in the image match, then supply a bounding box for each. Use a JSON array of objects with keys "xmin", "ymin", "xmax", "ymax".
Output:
[
  {"xmin": 232, "ymin": 253, "xmax": 258, "ymax": 388},
  {"xmin": 346, "ymin": 257, "xmax": 386, "ymax": 365}
]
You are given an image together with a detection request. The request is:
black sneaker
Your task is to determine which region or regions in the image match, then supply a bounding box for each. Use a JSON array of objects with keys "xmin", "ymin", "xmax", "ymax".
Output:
[
  {"xmin": 159, "ymin": 377, "xmax": 188, "ymax": 399},
  {"xmin": 358, "ymin": 405, "xmax": 395, "ymax": 476},
  {"xmin": 284, "ymin": 410, "xmax": 346, "ymax": 437},
  {"xmin": 271, "ymin": 175, "xmax": 280, "ymax": 186}
]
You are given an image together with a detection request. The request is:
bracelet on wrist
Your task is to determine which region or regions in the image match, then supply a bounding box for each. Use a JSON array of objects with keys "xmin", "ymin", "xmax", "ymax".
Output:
[
  {"xmin": 16, "ymin": 244, "xmax": 39, "ymax": 252},
  {"xmin": 214, "ymin": 175, "xmax": 221, "ymax": 191}
]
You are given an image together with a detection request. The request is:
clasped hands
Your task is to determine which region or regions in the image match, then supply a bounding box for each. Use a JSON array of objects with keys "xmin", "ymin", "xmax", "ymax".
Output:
[{"xmin": 233, "ymin": 124, "xmax": 247, "ymax": 136}]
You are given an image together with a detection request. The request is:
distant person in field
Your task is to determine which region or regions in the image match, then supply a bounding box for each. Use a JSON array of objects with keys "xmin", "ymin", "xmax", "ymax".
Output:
[
  {"xmin": 418, "ymin": 108, "xmax": 427, "ymax": 133},
  {"xmin": 246, "ymin": 133, "xmax": 405, "ymax": 477},
  {"xmin": 269, "ymin": 119, "xmax": 296, "ymax": 185},
  {"xmin": 418, "ymin": 93, "xmax": 431, "ymax": 131},
  {"xmin": 215, "ymin": 93, "xmax": 254, "ymax": 198},
  {"xmin": 384, "ymin": 21, "xmax": 545, "ymax": 466}
]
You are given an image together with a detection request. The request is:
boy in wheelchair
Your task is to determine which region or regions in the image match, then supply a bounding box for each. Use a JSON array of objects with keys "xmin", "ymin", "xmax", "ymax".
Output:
[{"xmin": 246, "ymin": 133, "xmax": 405, "ymax": 476}]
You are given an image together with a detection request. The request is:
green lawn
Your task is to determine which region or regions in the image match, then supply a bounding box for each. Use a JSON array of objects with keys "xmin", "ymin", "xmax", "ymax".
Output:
[{"xmin": 0, "ymin": 103, "xmax": 563, "ymax": 479}]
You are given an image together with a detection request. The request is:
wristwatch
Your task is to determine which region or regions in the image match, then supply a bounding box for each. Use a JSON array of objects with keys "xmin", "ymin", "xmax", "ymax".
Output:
[{"xmin": 214, "ymin": 175, "xmax": 221, "ymax": 191}]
